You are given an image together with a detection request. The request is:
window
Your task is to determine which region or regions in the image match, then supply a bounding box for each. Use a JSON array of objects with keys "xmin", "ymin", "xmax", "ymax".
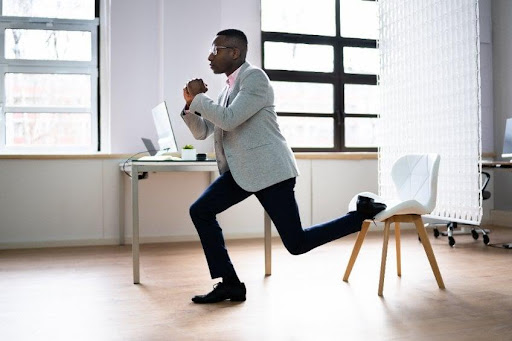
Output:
[
  {"xmin": 261, "ymin": 0, "xmax": 379, "ymax": 151},
  {"xmin": 0, "ymin": 0, "xmax": 99, "ymax": 153}
]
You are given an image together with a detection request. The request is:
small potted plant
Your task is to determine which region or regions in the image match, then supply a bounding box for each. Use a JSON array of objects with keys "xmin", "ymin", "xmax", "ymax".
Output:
[{"xmin": 181, "ymin": 144, "xmax": 197, "ymax": 160}]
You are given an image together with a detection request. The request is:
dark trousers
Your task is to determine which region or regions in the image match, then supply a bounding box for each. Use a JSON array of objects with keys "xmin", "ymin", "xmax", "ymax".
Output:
[{"xmin": 189, "ymin": 171, "xmax": 364, "ymax": 279}]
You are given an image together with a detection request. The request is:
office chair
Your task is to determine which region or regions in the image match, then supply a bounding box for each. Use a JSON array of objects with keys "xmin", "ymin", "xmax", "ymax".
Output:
[
  {"xmin": 343, "ymin": 154, "xmax": 445, "ymax": 296},
  {"xmin": 432, "ymin": 171, "xmax": 491, "ymax": 246}
]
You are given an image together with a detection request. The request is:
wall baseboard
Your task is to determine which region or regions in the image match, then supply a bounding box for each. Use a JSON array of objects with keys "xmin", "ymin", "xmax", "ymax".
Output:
[
  {"xmin": 0, "ymin": 219, "xmax": 466, "ymax": 250},
  {"xmin": 0, "ymin": 238, "xmax": 121, "ymax": 250},
  {"xmin": 491, "ymin": 210, "xmax": 512, "ymax": 227},
  {"xmin": 123, "ymin": 232, "xmax": 265, "ymax": 244},
  {"xmin": 0, "ymin": 233, "xmax": 268, "ymax": 250}
]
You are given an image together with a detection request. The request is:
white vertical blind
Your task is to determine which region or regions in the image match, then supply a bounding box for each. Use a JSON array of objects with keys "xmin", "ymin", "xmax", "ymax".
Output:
[{"xmin": 378, "ymin": 0, "xmax": 482, "ymax": 224}]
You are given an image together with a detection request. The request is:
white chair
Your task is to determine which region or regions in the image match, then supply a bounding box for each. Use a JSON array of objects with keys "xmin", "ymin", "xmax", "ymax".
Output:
[{"xmin": 343, "ymin": 154, "xmax": 445, "ymax": 296}]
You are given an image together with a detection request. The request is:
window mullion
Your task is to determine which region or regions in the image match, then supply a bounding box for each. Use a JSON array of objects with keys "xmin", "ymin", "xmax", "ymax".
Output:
[
  {"xmin": 334, "ymin": 0, "xmax": 343, "ymax": 151},
  {"xmin": 262, "ymin": 31, "xmax": 336, "ymax": 45},
  {"xmin": 0, "ymin": 16, "xmax": 99, "ymax": 25},
  {"xmin": 277, "ymin": 112, "xmax": 333, "ymax": 118},
  {"xmin": 344, "ymin": 74, "xmax": 377, "ymax": 85},
  {"xmin": 4, "ymin": 107, "xmax": 91, "ymax": 113},
  {"xmin": 334, "ymin": 38, "xmax": 343, "ymax": 152},
  {"xmin": 265, "ymin": 70, "xmax": 336, "ymax": 83},
  {"xmin": 345, "ymin": 113, "xmax": 379, "ymax": 118}
]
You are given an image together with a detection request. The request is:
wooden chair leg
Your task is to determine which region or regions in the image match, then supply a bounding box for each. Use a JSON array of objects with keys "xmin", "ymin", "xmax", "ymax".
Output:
[
  {"xmin": 343, "ymin": 220, "xmax": 371, "ymax": 282},
  {"xmin": 413, "ymin": 216, "xmax": 445, "ymax": 289},
  {"xmin": 395, "ymin": 222, "xmax": 401, "ymax": 277},
  {"xmin": 378, "ymin": 219, "xmax": 392, "ymax": 296}
]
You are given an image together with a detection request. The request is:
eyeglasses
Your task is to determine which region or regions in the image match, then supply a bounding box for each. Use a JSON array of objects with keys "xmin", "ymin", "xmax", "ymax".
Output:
[{"xmin": 209, "ymin": 45, "xmax": 235, "ymax": 56}]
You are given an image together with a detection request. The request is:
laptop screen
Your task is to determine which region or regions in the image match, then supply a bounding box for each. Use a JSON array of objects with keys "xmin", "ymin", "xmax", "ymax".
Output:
[
  {"xmin": 152, "ymin": 101, "xmax": 178, "ymax": 153},
  {"xmin": 141, "ymin": 138, "xmax": 157, "ymax": 155}
]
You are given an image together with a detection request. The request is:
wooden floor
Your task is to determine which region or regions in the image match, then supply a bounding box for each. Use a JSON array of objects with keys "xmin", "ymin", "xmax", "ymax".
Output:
[{"xmin": 1, "ymin": 226, "xmax": 512, "ymax": 341}]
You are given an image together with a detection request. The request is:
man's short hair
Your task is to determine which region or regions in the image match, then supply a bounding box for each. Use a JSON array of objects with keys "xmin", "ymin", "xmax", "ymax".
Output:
[{"xmin": 217, "ymin": 29, "xmax": 248, "ymax": 46}]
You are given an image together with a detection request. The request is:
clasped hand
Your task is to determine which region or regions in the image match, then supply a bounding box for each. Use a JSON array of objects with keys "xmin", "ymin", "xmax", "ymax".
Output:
[{"xmin": 183, "ymin": 78, "xmax": 208, "ymax": 107}]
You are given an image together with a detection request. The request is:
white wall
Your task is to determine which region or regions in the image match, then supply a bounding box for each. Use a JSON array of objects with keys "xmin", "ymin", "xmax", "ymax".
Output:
[
  {"xmin": 110, "ymin": 0, "xmax": 161, "ymax": 154},
  {"xmin": 492, "ymin": 0, "xmax": 512, "ymax": 211},
  {"xmin": 0, "ymin": 158, "xmax": 377, "ymax": 248},
  {"xmin": 0, "ymin": 159, "xmax": 123, "ymax": 247},
  {"xmin": 109, "ymin": 0, "xmax": 262, "ymax": 155},
  {"xmin": 480, "ymin": 0, "xmax": 494, "ymax": 154}
]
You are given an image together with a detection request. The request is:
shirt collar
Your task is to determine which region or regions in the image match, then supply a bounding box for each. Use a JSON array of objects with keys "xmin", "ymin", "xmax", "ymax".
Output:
[{"xmin": 226, "ymin": 64, "xmax": 243, "ymax": 89}]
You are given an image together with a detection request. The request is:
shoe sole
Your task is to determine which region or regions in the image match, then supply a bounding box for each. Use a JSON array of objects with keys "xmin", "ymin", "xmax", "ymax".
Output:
[
  {"xmin": 230, "ymin": 296, "xmax": 246, "ymax": 302},
  {"xmin": 192, "ymin": 295, "xmax": 246, "ymax": 304}
]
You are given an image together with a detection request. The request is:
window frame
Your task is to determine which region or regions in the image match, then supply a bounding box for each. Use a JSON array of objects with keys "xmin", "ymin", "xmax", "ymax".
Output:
[
  {"xmin": 261, "ymin": 0, "xmax": 378, "ymax": 152},
  {"xmin": 0, "ymin": 4, "xmax": 99, "ymax": 154}
]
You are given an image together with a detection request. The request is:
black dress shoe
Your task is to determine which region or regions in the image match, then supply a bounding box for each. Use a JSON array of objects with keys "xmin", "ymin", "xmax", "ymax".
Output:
[
  {"xmin": 192, "ymin": 282, "xmax": 246, "ymax": 304},
  {"xmin": 356, "ymin": 195, "xmax": 387, "ymax": 220}
]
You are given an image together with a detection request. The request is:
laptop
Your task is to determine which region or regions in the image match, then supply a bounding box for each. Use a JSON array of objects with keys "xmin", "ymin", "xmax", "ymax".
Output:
[
  {"xmin": 136, "ymin": 102, "xmax": 181, "ymax": 161},
  {"xmin": 136, "ymin": 101, "xmax": 214, "ymax": 162}
]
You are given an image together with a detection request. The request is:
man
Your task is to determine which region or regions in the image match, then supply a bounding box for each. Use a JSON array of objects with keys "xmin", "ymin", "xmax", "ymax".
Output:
[{"xmin": 181, "ymin": 29, "xmax": 382, "ymax": 304}]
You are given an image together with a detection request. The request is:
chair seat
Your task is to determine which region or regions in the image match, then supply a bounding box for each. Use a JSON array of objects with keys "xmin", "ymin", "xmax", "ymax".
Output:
[{"xmin": 349, "ymin": 192, "xmax": 431, "ymax": 221}]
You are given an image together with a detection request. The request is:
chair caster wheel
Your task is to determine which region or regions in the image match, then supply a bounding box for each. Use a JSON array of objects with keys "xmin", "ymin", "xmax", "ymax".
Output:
[
  {"xmin": 448, "ymin": 236, "xmax": 455, "ymax": 247},
  {"xmin": 483, "ymin": 235, "xmax": 490, "ymax": 245},
  {"xmin": 471, "ymin": 230, "xmax": 479, "ymax": 240},
  {"xmin": 434, "ymin": 228, "xmax": 440, "ymax": 238}
]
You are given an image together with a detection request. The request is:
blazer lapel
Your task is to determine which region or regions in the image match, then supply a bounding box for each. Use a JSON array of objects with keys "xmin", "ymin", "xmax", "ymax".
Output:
[
  {"xmin": 227, "ymin": 62, "xmax": 250, "ymax": 105},
  {"xmin": 219, "ymin": 85, "xmax": 229, "ymax": 106}
]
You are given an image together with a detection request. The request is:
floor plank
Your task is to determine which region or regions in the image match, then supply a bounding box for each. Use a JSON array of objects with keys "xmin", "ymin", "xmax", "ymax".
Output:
[{"xmin": 1, "ymin": 226, "xmax": 511, "ymax": 340}]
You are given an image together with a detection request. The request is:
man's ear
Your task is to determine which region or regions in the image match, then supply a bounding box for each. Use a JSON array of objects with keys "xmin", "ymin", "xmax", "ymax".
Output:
[{"xmin": 232, "ymin": 48, "xmax": 241, "ymax": 60}]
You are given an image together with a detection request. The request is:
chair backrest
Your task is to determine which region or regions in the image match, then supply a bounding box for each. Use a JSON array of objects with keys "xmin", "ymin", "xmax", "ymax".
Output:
[{"xmin": 391, "ymin": 154, "xmax": 441, "ymax": 212}]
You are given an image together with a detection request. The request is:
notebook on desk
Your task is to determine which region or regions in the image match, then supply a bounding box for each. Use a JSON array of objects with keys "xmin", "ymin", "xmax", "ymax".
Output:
[{"xmin": 137, "ymin": 137, "xmax": 182, "ymax": 161}]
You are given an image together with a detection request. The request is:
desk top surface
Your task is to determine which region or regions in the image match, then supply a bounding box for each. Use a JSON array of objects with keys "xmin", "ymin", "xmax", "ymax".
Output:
[
  {"xmin": 482, "ymin": 161, "xmax": 512, "ymax": 168},
  {"xmin": 132, "ymin": 159, "xmax": 216, "ymax": 163},
  {"xmin": 120, "ymin": 160, "xmax": 218, "ymax": 173}
]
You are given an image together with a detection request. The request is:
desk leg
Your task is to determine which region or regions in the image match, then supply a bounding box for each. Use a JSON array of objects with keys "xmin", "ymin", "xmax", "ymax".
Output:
[
  {"xmin": 209, "ymin": 170, "xmax": 219, "ymax": 183},
  {"xmin": 131, "ymin": 164, "xmax": 140, "ymax": 284},
  {"xmin": 119, "ymin": 167, "xmax": 125, "ymax": 245},
  {"xmin": 264, "ymin": 211, "xmax": 272, "ymax": 276}
]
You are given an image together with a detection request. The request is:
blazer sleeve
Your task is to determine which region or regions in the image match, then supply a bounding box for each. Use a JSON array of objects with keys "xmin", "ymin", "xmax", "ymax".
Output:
[
  {"xmin": 189, "ymin": 69, "xmax": 270, "ymax": 131},
  {"xmin": 181, "ymin": 109, "xmax": 215, "ymax": 140}
]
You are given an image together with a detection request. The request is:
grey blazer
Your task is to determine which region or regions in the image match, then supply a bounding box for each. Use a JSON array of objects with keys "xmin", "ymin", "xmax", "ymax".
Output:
[{"xmin": 182, "ymin": 62, "xmax": 299, "ymax": 192}]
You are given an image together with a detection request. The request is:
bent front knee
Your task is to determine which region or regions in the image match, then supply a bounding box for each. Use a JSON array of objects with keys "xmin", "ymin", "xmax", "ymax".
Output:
[{"xmin": 189, "ymin": 201, "xmax": 205, "ymax": 220}]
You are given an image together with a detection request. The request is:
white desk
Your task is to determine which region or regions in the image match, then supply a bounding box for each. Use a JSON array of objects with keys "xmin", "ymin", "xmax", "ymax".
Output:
[
  {"xmin": 482, "ymin": 161, "xmax": 512, "ymax": 249},
  {"xmin": 122, "ymin": 160, "xmax": 272, "ymax": 284}
]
